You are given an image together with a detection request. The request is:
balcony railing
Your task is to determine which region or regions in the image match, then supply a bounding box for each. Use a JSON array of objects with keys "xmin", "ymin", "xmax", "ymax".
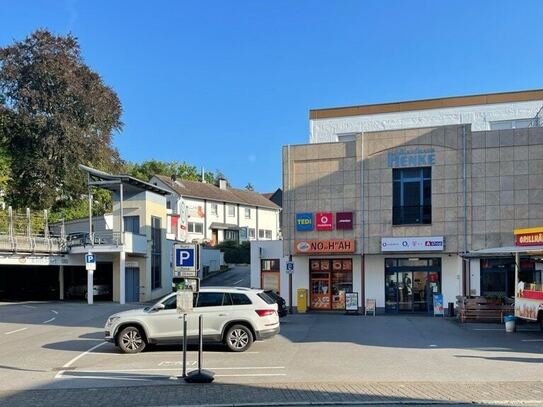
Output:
[
  {"xmin": 66, "ymin": 231, "xmax": 147, "ymax": 254},
  {"xmin": 0, "ymin": 233, "xmax": 66, "ymax": 254},
  {"xmin": 392, "ymin": 205, "xmax": 432, "ymax": 225}
]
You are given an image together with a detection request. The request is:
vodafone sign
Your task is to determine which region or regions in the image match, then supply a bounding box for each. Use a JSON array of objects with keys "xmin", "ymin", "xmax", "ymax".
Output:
[{"xmin": 316, "ymin": 212, "xmax": 333, "ymax": 231}]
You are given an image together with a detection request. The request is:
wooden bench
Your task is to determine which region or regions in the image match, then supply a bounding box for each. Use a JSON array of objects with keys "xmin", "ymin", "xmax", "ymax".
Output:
[{"xmin": 457, "ymin": 296, "xmax": 514, "ymax": 323}]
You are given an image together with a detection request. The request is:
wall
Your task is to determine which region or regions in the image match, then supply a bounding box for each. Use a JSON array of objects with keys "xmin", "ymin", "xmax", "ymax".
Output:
[
  {"xmin": 365, "ymin": 255, "xmax": 385, "ymax": 308},
  {"xmin": 200, "ymin": 247, "xmax": 222, "ymax": 276},
  {"xmin": 310, "ymin": 100, "xmax": 543, "ymax": 143}
]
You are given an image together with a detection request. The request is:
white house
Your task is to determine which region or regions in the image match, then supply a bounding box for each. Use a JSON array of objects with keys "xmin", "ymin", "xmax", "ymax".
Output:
[{"xmin": 150, "ymin": 175, "xmax": 281, "ymax": 246}]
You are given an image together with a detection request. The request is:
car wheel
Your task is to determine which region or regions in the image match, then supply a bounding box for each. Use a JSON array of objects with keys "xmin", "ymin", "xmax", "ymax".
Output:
[
  {"xmin": 118, "ymin": 326, "xmax": 147, "ymax": 354},
  {"xmin": 224, "ymin": 324, "xmax": 253, "ymax": 352}
]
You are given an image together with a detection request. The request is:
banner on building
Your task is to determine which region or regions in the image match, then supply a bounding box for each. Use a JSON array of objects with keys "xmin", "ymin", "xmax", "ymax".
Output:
[
  {"xmin": 295, "ymin": 239, "xmax": 355, "ymax": 254},
  {"xmin": 514, "ymin": 227, "xmax": 543, "ymax": 246},
  {"xmin": 381, "ymin": 236, "xmax": 444, "ymax": 252}
]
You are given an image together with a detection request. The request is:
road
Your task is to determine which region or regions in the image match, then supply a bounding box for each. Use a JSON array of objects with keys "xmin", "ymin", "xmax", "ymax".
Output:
[{"xmin": 201, "ymin": 265, "xmax": 250, "ymax": 288}]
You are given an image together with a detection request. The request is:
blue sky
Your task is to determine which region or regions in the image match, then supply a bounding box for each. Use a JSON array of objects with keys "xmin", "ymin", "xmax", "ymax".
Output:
[{"xmin": 1, "ymin": 1, "xmax": 542, "ymax": 192}]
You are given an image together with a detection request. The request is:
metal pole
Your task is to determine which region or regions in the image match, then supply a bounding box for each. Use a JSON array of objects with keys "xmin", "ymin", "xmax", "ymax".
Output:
[
  {"xmin": 198, "ymin": 314, "xmax": 203, "ymax": 374},
  {"xmin": 289, "ymin": 273, "xmax": 293, "ymax": 314},
  {"xmin": 182, "ymin": 313, "xmax": 187, "ymax": 378},
  {"xmin": 120, "ymin": 183, "xmax": 124, "ymax": 245},
  {"xmin": 88, "ymin": 173, "xmax": 93, "ymax": 244},
  {"xmin": 515, "ymin": 252, "xmax": 520, "ymax": 297}
]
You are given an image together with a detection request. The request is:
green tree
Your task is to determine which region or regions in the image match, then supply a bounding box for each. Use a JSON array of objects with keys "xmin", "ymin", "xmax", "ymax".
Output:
[
  {"xmin": 126, "ymin": 159, "xmax": 216, "ymax": 183},
  {"xmin": 0, "ymin": 29, "xmax": 122, "ymax": 211}
]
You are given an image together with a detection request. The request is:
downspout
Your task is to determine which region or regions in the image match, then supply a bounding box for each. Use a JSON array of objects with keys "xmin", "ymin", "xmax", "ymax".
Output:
[
  {"xmin": 204, "ymin": 199, "xmax": 207, "ymax": 241},
  {"xmin": 287, "ymin": 144, "xmax": 291, "ymax": 256},
  {"xmin": 359, "ymin": 135, "xmax": 365, "ymax": 311},
  {"xmin": 462, "ymin": 125, "xmax": 469, "ymax": 296}
]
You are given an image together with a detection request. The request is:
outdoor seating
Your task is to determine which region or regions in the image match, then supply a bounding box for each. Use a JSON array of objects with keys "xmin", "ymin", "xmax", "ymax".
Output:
[{"xmin": 457, "ymin": 296, "xmax": 514, "ymax": 323}]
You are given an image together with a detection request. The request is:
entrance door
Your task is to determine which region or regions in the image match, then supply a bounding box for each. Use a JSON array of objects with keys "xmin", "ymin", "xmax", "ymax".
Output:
[
  {"xmin": 311, "ymin": 272, "xmax": 331, "ymax": 309},
  {"xmin": 211, "ymin": 229, "xmax": 218, "ymax": 246},
  {"xmin": 125, "ymin": 268, "xmax": 139, "ymax": 302}
]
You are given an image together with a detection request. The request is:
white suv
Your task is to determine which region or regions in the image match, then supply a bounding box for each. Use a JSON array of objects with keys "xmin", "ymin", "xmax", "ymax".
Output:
[{"xmin": 105, "ymin": 287, "xmax": 280, "ymax": 353}]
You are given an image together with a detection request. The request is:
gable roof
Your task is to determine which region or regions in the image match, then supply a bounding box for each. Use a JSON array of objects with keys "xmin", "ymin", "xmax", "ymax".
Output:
[{"xmin": 153, "ymin": 175, "xmax": 280, "ymax": 210}]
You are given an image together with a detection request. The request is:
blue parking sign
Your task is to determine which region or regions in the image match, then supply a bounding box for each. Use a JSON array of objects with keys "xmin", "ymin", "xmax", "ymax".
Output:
[{"xmin": 174, "ymin": 244, "xmax": 197, "ymax": 272}]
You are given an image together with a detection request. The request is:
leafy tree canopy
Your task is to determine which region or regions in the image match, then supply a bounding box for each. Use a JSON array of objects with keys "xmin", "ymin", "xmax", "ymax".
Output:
[
  {"xmin": 0, "ymin": 29, "xmax": 122, "ymax": 212},
  {"xmin": 125, "ymin": 159, "xmax": 216, "ymax": 183}
]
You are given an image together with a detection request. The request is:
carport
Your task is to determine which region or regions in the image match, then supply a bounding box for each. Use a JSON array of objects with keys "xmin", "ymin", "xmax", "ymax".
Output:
[{"xmin": 0, "ymin": 264, "xmax": 60, "ymax": 300}]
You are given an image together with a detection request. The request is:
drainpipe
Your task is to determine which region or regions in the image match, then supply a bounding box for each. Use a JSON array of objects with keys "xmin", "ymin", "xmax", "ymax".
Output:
[
  {"xmin": 359, "ymin": 135, "xmax": 365, "ymax": 311},
  {"xmin": 462, "ymin": 125, "xmax": 469, "ymax": 296},
  {"xmin": 287, "ymin": 144, "xmax": 291, "ymax": 256},
  {"xmin": 88, "ymin": 173, "xmax": 93, "ymax": 244}
]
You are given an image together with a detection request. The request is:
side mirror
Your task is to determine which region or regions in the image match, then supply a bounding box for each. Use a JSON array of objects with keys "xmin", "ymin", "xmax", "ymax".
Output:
[{"xmin": 152, "ymin": 303, "xmax": 165, "ymax": 311}]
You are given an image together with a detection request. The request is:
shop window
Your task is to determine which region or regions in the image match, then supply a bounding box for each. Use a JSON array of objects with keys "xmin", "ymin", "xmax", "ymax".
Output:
[
  {"xmin": 393, "ymin": 167, "xmax": 431, "ymax": 225},
  {"xmin": 261, "ymin": 259, "xmax": 280, "ymax": 293},
  {"xmin": 309, "ymin": 259, "xmax": 352, "ymax": 310}
]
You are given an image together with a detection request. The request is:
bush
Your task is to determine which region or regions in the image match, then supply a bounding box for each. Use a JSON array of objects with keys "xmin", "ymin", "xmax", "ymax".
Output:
[{"xmin": 217, "ymin": 240, "xmax": 250, "ymax": 264}]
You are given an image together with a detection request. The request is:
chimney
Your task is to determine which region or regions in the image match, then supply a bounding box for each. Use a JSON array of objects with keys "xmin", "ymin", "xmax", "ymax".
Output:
[
  {"xmin": 218, "ymin": 177, "xmax": 227, "ymax": 190},
  {"xmin": 201, "ymin": 167, "xmax": 206, "ymax": 183},
  {"xmin": 171, "ymin": 174, "xmax": 177, "ymax": 183}
]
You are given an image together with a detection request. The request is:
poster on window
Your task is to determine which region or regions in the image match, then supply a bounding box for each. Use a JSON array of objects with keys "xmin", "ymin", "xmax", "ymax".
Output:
[
  {"xmin": 345, "ymin": 292, "xmax": 359, "ymax": 312},
  {"xmin": 433, "ymin": 294, "xmax": 444, "ymax": 316}
]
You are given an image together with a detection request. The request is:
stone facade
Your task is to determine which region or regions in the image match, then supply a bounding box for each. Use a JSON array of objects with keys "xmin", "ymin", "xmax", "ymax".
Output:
[{"xmin": 283, "ymin": 124, "xmax": 543, "ymax": 255}]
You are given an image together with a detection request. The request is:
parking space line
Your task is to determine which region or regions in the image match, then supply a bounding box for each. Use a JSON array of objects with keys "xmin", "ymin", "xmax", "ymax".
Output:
[
  {"xmin": 42, "ymin": 317, "xmax": 56, "ymax": 324},
  {"xmin": 80, "ymin": 366, "xmax": 285, "ymax": 373},
  {"xmin": 22, "ymin": 305, "xmax": 36, "ymax": 309},
  {"xmin": 522, "ymin": 339, "xmax": 543, "ymax": 342},
  {"xmin": 5, "ymin": 327, "xmax": 28, "ymax": 335},
  {"xmin": 55, "ymin": 341, "xmax": 108, "ymax": 379},
  {"xmin": 215, "ymin": 373, "xmax": 286, "ymax": 377},
  {"xmin": 233, "ymin": 279, "xmax": 244, "ymax": 285},
  {"xmin": 51, "ymin": 310, "xmax": 59, "ymax": 315}
]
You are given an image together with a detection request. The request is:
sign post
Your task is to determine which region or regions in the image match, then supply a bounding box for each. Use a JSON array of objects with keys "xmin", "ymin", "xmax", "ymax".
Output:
[
  {"xmin": 286, "ymin": 260, "xmax": 294, "ymax": 314},
  {"xmin": 85, "ymin": 252, "xmax": 96, "ymax": 305},
  {"xmin": 176, "ymin": 289, "xmax": 193, "ymax": 378}
]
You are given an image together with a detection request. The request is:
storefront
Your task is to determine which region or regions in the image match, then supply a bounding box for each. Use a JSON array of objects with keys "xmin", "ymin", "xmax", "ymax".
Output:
[{"xmin": 310, "ymin": 258, "xmax": 353, "ymax": 310}]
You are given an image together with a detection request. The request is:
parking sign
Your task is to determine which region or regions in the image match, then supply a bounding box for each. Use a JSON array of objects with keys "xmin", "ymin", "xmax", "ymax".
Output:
[
  {"xmin": 286, "ymin": 261, "xmax": 294, "ymax": 274},
  {"xmin": 85, "ymin": 252, "xmax": 96, "ymax": 271},
  {"xmin": 174, "ymin": 244, "xmax": 198, "ymax": 274}
]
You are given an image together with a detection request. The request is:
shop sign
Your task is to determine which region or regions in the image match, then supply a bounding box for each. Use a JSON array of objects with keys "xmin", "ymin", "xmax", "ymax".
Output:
[
  {"xmin": 381, "ymin": 236, "xmax": 444, "ymax": 252},
  {"xmin": 345, "ymin": 292, "xmax": 359, "ymax": 312},
  {"xmin": 296, "ymin": 212, "xmax": 314, "ymax": 231},
  {"xmin": 433, "ymin": 294, "xmax": 444, "ymax": 316},
  {"xmin": 295, "ymin": 239, "xmax": 355, "ymax": 254},
  {"xmin": 336, "ymin": 212, "xmax": 353, "ymax": 230},
  {"xmin": 514, "ymin": 226, "xmax": 543, "ymax": 246},
  {"xmin": 387, "ymin": 147, "xmax": 436, "ymax": 168},
  {"xmin": 316, "ymin": 212, "xmax": 334, "ymax": 231}
]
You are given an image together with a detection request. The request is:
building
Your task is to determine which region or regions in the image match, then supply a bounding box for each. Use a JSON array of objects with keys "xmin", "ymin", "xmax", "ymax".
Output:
[
  {"xmin": 150, "ymin": 175, "xmax": 281, "ymax": 245},
  {"xmin": 252, "ymin": 90, "xmax": 543, "ymax": 313}
]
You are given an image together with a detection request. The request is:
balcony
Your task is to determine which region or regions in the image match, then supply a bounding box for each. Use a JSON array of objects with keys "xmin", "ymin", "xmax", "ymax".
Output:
[
  {"xmin": 0, "ymin": 234, "xmax": 66, "ymax": 254},
  {"xmin": 67, "ymin": 231, "xmax": 147, "ymax": 255}
]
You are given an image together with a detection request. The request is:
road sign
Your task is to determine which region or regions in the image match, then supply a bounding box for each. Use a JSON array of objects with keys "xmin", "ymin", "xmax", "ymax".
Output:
[
  {"xmin": 85, "ymin": 252, "xmax": 96, "ymax": 271},
  {"xmin": 286, "ymin": 261, "xmax": 294, "ymax": 274},
  {"xmin": 176, "ymin": 290, "xmax": 194, "ymax": 314},
  {"xmin": 174, "ymin": 243, "xmax": 198, "ymax": 274}
]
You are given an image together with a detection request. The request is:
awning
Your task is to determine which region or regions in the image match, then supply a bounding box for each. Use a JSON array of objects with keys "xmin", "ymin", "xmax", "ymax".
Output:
[
  {"xmin": 462, "ymin": 245, "xmax": 543, "ymax": 258},
  {"xmin": 208, "ymin": 222, "xmax": 240, "ymax": 231}
]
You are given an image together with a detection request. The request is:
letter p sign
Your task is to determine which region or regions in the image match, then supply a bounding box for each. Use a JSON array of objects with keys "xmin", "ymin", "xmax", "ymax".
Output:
[{"xmin": 174, "ymin": 245, "xmax": 196, "ymax": 271}]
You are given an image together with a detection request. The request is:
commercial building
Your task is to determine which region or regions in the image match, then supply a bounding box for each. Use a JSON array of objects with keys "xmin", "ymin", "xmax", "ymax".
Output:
[
  {"xmin": 150, "ymin": 175, "xmax": 281, "ymax": 245},
  {"xmin": 252, "ymin": 90, "xmax": 543, "ymax": 313}
]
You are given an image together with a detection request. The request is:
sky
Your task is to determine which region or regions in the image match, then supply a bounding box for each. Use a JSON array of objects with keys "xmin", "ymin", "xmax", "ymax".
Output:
[{"xmin": 1, "ymin": 0, "xmax": 543, "ymax": 192}]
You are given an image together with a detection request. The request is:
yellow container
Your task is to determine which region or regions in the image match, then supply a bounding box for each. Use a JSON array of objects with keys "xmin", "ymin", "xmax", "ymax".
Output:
[{"xmin": 297, "ymin": 288, "xmax": 308, "ymax": 313}]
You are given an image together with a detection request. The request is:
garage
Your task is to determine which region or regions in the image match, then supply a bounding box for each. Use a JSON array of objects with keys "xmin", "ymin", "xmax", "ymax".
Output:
[
  {"xmin": 0, "ymin": 265, "xmax": 60, "ymax": 300},
  {"xmin": 64, "ymin": 263, "xmax": 113, "ymax": 301}
]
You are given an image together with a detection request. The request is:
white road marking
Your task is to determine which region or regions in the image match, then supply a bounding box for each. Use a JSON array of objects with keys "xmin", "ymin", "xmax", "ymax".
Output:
[
  {"xmin": 42, "ymin": 317, "xmax": 56, "ymax": 324},
  {"xmin": 472, "ymin": 328, "xmax": 503, "ymax": 331},
  {"xmin": 79, "ymin": 366, "xmax": 285, "ymax": 373},
  {"xmin": 22, "ymin": 305, "xmax": 36, "ymax": 309},
  {"xmin": 428, "ymin": 344, "xmax": 438, "ymax": 347},
  {"xmin": 232, "ymin": 279, "xmax": 244, "ymax": 285},
  {"xmin": 55, "ymin": 341, "xmax": 108, "ymax": 379},
  {"xmin": 215, "ymin": 373, "xmax": 286, "ymax": 377},
  {"xmin": 522, "ymin": 339, "xmax": 543, "ymax": 342},
  {"xmin": 51, "ymin": 310, "xmax": 59, "ymax": 315},
  {"xmin": 5, "ymin": 327, "xmax": 28, "ymax": 335},
  {"xmin": 58, "ymin": 372, "xmax": 286, "ymax": 380}
]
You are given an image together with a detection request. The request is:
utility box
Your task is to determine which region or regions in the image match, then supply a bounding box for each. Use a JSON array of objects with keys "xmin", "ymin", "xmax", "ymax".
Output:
[{"xmin": 297, "ymin": 288, "xmax": 308, "ymax": 313}]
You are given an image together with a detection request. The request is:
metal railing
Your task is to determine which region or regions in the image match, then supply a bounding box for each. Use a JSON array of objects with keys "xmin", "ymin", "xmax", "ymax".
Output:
[
  {"xmin": 66, "ymin": 231, "xmax": 122, "ymax": 248},
  {"xmin": 529, "ymin": 105, "xmax": 543, "ymax": 127},
  {"xmin": 0, "ymin": 233, "xmax": 66, "ymax": 254}
]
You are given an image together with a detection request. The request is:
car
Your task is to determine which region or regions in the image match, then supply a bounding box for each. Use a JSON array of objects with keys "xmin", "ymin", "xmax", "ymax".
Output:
[
  {"xmin": 105, "ymin": 287, "xmax": 280, "ymax": 354},
  {"xmin": 264, "ymin": 290, "xmax": 288, "ymax": 317},
  {"xmin": 66, "ymin": 284, "xmax": 111, "ymax": 299}
]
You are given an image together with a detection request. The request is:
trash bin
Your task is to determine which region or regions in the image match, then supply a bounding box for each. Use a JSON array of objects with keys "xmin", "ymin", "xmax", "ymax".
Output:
[
  {"xmin": 448, "ymin": 302, "xmax": 455, "ymax": 317},
  {"xmin": 297, "ymin": 288, "xmax": 308, "ymax": 313},
  {"xmin": 504, "ymin": 315, "xmax": 516, "ymax": 333}
]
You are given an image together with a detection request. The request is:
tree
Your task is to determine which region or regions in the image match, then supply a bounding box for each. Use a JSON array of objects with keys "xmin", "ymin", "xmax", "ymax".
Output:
[
  {"xmin": 245, "ymin": 182, "xmax": 254, "ymax": 191},
  {"xmin": 0, "ymin": 29, "xmax": 122, "ymax": 211},
  {"xmin": 126, "ymin": 159, "xmax": 216, "ymax": 183}
]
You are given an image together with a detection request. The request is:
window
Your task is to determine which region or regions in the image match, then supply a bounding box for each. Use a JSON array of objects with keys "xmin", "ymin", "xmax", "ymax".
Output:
[
  {"xmin": 230, "ymin": 293, "xmax": 252, "ymax": 305},
  {"xmin": 196, "ymin": 292, "xmax": 225, "ymax": 307},
  {"xmin": 258, "ymin": 229, "xmax": 272, "ymax": 239},
  {"xmin": 166, "ymin": 200, "xmax": 171, "ymax": 210},
  {"xmin": 258, "ymin": 292, "xmax": 277, "ymax": 305},
  {"xmin": 227, "ymin": 205, "xmax": 235, "ymax": 217},
  {"xmin": 249, "ymin": 228, "xmax": 256, "ymax": 239},
  {"xmin": 490, "ymin": 118, "xmax": 533, "ymax": 130},
  {"xmin": 151, "ymin": 216, "xmax": 162, "ymax": 289},
  {"xmin": 261, "ymin": 259, "xmax": 280, "ymax": 293},
  {"xmin": 210, "ymin": 203, "xmax": 218, "ymax": 216},
  {"xmin": 123, "ymin": 216, "xmax": 140, "ymax": 234},
  {"xmin": 244, "ymin": 207, "xmax": 251, "ymax": 219},
  {"xmin": 188, "ymin": 222, "xmax": 204, "ymax": 234},
  {"xmin": 225, "ymin": 230, "xmax": 239, "ymax": 242},
  {"xmin": 337, "ymin": 133, "xmax": 357, "ymax": 142},
  {"xmin": 392, "ymin": 167, "xmax": 431, "ymax": 225},
  {"xmin": 265, "ymin": 230, "xmax": 272, "ymax": 239},
  {"xmin": 258, "ymin": 229, "xmax": 265, "ymax": 239}
]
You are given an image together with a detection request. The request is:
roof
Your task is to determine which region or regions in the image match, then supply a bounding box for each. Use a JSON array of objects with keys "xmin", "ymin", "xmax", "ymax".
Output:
[
  {"xmin": 261, "ymin": 193, "xmax": 274, "ymax": 199},
  {"xmin": 462, "ymin": 246, "xmax": 543, "ymax": 258},
  {"xmin": 153, "ymin": 175, "xmax": 280, "ymax": 210},
  {"xmin": 208, "ymin": 222, "xmax": 240, "ymax": 230},
  {"xmin": 80, "ymin": 165, "xmax": 170, "ymax": 196},
  {"xmin": 310, "ymin": 89, "xmax": 543, "ymax": 120}
]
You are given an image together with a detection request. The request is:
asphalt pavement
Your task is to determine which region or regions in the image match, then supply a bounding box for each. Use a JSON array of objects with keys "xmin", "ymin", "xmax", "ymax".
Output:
[{"xmin": 201, "ymin": 265, "xmax": 251, "ymax": 288}]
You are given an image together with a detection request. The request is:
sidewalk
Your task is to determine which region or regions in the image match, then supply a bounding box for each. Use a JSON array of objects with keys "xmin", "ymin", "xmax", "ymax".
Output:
[{"xmin": 1, "ymin": 381, "xmax": 543, "ymax": 407}]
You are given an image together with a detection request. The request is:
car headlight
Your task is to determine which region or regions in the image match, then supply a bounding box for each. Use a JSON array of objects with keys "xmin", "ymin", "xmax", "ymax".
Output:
[{"xmin": 105, "ymin": 316, "xmax": 120, "ymax": 327}]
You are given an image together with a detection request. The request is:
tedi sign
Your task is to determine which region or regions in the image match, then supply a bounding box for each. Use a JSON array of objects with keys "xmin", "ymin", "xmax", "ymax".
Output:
[{"xmin": 387, "ymin": 147, "xmax": 436, "ymax": 168}]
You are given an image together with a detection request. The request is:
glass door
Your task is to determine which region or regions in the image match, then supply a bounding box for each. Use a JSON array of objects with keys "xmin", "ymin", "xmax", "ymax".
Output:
[
  {"xmin": 398, "ymin": 272, "xmax": 414, "ymax": 311},
  {"xmin": 311, "ymin": 272, "xmax": 331, "ymax": 309},
  {"xmin": 385, "ymin": 272, "xmax": 399, "ymax": 312}
]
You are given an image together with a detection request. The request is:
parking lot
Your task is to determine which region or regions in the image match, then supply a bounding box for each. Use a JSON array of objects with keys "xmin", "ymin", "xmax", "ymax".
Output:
[{"xmin": 1, "ymin": 298, "xmax": 543, "ymax": 395}]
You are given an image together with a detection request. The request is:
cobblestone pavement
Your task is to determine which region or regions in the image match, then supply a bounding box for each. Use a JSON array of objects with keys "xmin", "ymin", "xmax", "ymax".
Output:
[{"xmin": 1, "ymin": 381, "xmax": 543, "ymax": 406}]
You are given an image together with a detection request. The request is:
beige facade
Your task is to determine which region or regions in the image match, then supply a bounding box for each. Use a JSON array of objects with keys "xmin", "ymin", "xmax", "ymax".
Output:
[{"xmin": 282, "ymin": 125, "xmax": 543, "ymax": 311}]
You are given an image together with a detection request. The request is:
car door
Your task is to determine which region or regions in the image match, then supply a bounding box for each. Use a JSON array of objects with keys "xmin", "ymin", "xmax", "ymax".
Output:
[
  {"xmin": 144, "ymin": 294, "xmax": 182, "ymax": 342},
  {"xmin": 191, "ymin": 292, "xmax": 231, "ymax": 340}
]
